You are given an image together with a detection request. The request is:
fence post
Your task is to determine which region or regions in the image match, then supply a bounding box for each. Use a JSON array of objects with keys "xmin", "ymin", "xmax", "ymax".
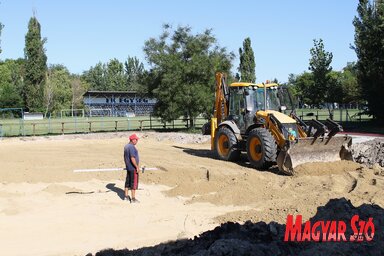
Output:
[
  {"xmin": 89, "ymin": 122, "xmax": 92, "ymax": 132},
  {"xmin": 346, "ymin": 109, "xmax": 349, "ymax": 122},
  {"xmin": 340, "ymin": 108, "xmax": 343, "ymax": 122},
  {"xmin": 61, "ymin": 122, "xmax": 65, "ymax": 134},
  {"xmin": 115, "ymin": 120, "xmax": 118, "ymax": 131},
  {"xmin": 21, "ymin": 119, "xmax": 25, "ymax": 136},
  {"xmin": 48, "ymin": 117, "xmax": 51, "ymax": 134},
  {"xmin": 150, "ymin": 114, "xmax": 152, "ymax": 129},
  {"xmin": 0, "ymin": 123, "xmax": 2, "ymax": 138},
  {"xmin": 32, "ymin": 123, "xmax": 36, "ymax": 136}
]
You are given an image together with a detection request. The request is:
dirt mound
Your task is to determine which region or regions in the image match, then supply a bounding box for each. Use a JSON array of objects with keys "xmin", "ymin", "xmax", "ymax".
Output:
[
  {"xmin": 352, "ymin": 138, "xmax": 384, "ymax": 167},
  {"xmin": 2, "ymin": 132, "xmax": 383, "ymax": 255},
  {"xmin": 146, "ymin": 132, "xmax": 210, "ymax": 144},
  {"xmin": 294, "ymin": 160, "xmax": 361, "ymax": 176},
  {"xmin": 93, "ymin": 198, "xmax": 383, "ymax": 256},
  {"xmin": 3, "ymin": 131, "xmax": 211, "ymax": 144}
]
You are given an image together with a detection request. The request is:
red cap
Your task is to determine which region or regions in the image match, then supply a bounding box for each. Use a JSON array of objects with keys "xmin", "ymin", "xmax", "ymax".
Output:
[{"xmin": 129, "ymin": 134, "xmax": 139, "ymax": 141}]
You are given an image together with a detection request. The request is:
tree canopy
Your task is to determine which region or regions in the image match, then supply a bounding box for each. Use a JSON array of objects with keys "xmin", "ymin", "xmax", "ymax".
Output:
[
  {"xmin": 44, "ymin": 65, "xmax": 72, "ymax": 116},
  {"xmin": 24, "ymin": 16, "xmax": 47, "ymax": 112},
  {"xmin": 0, "ymin": 21, "xmax": 4, "ymax": 55},
  {"xmin": 238, "ymin": 37, "xmax": 256, "ymax": 83},
  {"xmin": 143, "ymin": 25, "xmax": 234, "ymax": 126},
  {"xmin": 307, "ymin": 39, "xmax": 334, "ymax": 106},
  {"xmin": 353, "ymin": 0, "xmax": 384, "ymax": 120},
  {"xmin": 82, "ymin": 57, "xmax": 146, "ymax": 92},
  {"xmin": 0, "ymin": 59, "xmax": 24, "ymax": 108}
]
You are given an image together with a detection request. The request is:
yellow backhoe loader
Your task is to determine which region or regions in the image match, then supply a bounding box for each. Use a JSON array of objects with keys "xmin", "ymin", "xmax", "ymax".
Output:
[{"xmin": 203, "ymin": 72, "xmax": 352, "ymax": 175}]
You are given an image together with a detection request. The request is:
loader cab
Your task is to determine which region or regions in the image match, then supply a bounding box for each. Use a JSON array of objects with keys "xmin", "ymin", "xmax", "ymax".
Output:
[
  {"xmin": 244, "ymin": 84, "xmax": 294, "ymax": 113},
  {"xmin": 227, "ymin": 86, "xmax": 246, "ymax": 131},
  {"xmin": 227, "ymin": 82, "xmax": 294, "ymax": 133}
]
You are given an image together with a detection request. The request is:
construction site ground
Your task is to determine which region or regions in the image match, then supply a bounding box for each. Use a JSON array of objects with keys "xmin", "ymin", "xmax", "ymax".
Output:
[{"xmin": 0, "ymin": 132, "xmax": 383, "ymax": 255}]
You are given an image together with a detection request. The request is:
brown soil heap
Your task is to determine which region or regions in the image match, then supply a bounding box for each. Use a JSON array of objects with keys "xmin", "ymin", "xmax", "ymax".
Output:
[{"xmin": 94, "ymin": 198, "xmax": 384, "ymax": 256}]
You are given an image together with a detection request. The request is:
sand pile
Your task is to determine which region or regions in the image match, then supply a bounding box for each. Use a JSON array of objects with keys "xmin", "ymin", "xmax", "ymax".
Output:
[
  {"xmin": 1, "ymin": 132, "xmax": 383, "ymax": 255},
  {"xmin": 93, "ymin": 198, "xmax": 384, "ymax": 256}
]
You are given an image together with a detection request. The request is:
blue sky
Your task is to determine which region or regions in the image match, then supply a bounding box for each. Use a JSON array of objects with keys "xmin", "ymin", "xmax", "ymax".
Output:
[{"xmin": 0, "ymin": 0, "xmax": 358, "ymax": 83}]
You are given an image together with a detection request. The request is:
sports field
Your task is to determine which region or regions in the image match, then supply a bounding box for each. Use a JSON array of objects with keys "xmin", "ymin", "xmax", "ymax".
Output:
[
  {"xmin": 0, "ymin": 115, "xmax": 207, "ymax": 137},
  {"xmin": 0, "ymin": 108, "xmax": 372, "ymax": 137}
]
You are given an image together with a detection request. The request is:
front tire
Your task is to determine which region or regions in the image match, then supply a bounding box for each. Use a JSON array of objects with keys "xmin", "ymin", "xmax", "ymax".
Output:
[
  {"xmin": 214, "ymin": 126, "xmax": 241, "ymax": 161},
  {"xmin": 246, "ymin": 128, "xmax": 277, "ymax": 169}
]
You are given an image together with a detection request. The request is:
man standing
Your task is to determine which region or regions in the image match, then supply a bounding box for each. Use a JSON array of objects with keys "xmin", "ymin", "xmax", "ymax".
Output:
[{"xmin": 124, "ymin": 134, "xmax": 140, "ymax": 203}]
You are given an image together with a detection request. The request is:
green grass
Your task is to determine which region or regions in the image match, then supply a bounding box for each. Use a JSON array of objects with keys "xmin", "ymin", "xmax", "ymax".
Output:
[
  {"xmin": 1, "ymin": 109, "xmax": 379, "ymax": 137},
  {"xmin": 0, "ymin": 116, "xmax": 207, "ymax": 137}
]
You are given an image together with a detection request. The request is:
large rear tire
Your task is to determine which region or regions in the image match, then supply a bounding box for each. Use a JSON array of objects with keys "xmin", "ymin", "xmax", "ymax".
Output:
[
  {"xmin": 215, "ymin": 126, "xmax": 241, "ymax": 161},
  {"xmin": 246, "ymin": 128, "xmax": 277, "ymax": 169}
]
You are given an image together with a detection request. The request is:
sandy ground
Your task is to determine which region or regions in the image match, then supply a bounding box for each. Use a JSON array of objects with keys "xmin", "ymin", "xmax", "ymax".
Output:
[{"xmin": 0, "ymin": 132, "xmax": 383, "ymax": 256}]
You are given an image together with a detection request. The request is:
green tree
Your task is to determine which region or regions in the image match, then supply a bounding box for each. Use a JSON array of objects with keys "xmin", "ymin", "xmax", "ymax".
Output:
[
  {"xmin": 44, "ymin": 65, "xmax": 72, "ymax": 116},
  {"xmin": 83, "ymin": 58, "xmax": 143, "ymax": 91},
  {"xmin": 82, "ymin": 62, "xmax": 107, "ymax": 91},
  {"xmin": 124, "ymin": 56, "xmax": 145, "ymax": 92},
  {"xmin": 70, "ymin": 75, "xmax": 87, "ymax": 112},
  {"xmin": 326, "ymin": 71, "xmax": 344, "ymax": 105},
  {"xmin": 337, "ymin": 62, "xmax": 361, "ymax": 105},
  {"xmin": 0, "ymin": 59, "xmax": 25, "ymax": 108},
  {"xmin": 106, "ymin": 58, "xmax": 126, "ymax": 91},
  {"xmin": 238, "ymin": 37, "xmax": 256, "ymax": 82},
  {"xmin": 286, "ymin": 74, "xmax": 299, "ymax": 99},
  {"xmin": 292, "ymin": 72, "xmax": 315, "ymax": 107},
  {"xmin": 24, "ymin": 16, "xmax": 47, "ymax": 112},
  {"xmin": 0, "ymin": 21, "xmax": 4, "ymax": 55},
  {"xmin": 308, "ymin": 39, "xmax": 333, "ymax": 106},
  {"xmin": 353, "ymin": 0, "xmax": 384, "ymax": 120},
  {"xmin": 143, "ymin": 25, "xmax": 234, "ymax": 127}
]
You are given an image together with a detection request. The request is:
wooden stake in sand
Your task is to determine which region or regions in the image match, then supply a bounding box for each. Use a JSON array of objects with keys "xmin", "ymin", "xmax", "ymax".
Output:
[{"xmin": 73, "ymin": 167, "xmax": 159, "ymax": 173}]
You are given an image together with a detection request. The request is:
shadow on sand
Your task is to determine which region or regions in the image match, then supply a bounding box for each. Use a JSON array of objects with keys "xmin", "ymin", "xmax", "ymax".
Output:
[
  {"xmin": 106, "ymin": 183, "xmax": 125, "ymax": 200},
  {"xmin": 172, "ymin": 145, "xmax": 285, "ymax": 176}
]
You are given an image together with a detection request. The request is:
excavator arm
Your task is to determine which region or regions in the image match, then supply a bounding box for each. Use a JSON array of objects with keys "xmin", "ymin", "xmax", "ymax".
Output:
[{"xmin": 213, "ymin": 72, "xmax": 229, "ymax": 123}]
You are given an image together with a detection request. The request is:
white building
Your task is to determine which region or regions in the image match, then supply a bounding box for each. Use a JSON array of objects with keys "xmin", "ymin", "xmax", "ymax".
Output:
[{"xmin": 83, "ymin": 91, "xmax": 156, "ymax": 117}]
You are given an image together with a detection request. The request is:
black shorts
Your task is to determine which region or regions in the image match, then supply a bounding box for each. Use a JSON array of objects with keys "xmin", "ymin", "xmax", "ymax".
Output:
[{"xmin": 125, "ymin": 169, "xmax": 138, "ymax": 190}]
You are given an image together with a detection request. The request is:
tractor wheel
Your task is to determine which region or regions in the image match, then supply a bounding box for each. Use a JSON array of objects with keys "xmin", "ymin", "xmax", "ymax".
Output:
[
  {"xmin": 202, "ymin": 121, "xmax": 211, "ymax": 135},
  {"xmin": 246, "ymin": 128, "xmax": 277, "ymax": 169},
  {"xmin": 214, "ymin": 126, "xmax": 241, "ymax": 161}
]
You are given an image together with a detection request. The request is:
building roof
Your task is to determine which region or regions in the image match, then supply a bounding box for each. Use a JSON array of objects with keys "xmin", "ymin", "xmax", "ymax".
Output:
[{"xmin": 83, "ymin": 91, "xmax": 139, "ymax": 97}]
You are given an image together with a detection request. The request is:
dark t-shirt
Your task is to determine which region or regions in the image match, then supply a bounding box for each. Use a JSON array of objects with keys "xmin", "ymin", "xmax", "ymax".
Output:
[{"xmin": 124, "ymin": 143, "xmax": 139, "ymax": 171}]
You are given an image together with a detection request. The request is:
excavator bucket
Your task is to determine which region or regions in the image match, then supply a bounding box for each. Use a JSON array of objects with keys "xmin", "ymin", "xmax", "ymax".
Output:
[{"xmin": 276, "ymin": 135, "xmax": 353, "ymax": 175}]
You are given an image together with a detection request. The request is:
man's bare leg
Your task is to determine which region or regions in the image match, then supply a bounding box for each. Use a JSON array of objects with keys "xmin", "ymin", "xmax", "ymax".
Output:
[
  {"xmin": 124, "ymin": 188, "xmax": 131, "ymax": 202},
  {"xmin": 125, "ymin": 188, "xmax": 129, "ymax": 197}
]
